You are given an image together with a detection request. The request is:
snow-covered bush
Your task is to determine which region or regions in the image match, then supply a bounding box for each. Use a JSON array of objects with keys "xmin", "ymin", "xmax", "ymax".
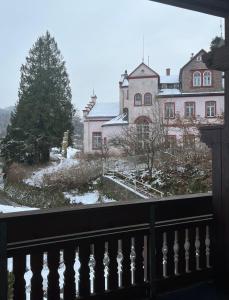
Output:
[{"xmin": 42, "ymin": 160, "xmax": 102, "ymax": 190}]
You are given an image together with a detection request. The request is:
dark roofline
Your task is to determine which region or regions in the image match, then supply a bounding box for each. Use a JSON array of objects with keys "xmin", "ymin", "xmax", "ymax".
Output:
[
  {"xmin": 102, "ymin": 123, "xmax": 129, "ymax": 127},
  {"xmin": 157, "ymin": 91, "xmax": 224, "ymax": 98},
  {"xmin": 128, "ymin": 62, "xmax": 159, "ymax": 78},
  {"xmin": 149, "ymin": 0, "xmax": 229, "ymax": 18},
  {"xmin": 179, "ymin": 49, "xmax": 207, "ymax": 83},
  {"xmin": 84, "ymin": 116, "xmax": 117, "ymax": 122}
]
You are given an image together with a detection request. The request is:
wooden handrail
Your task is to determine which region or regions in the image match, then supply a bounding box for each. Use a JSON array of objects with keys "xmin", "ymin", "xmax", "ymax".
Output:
[{"xmin": 0, "ymin": 193, "xmax": 213, "ymax": 300}]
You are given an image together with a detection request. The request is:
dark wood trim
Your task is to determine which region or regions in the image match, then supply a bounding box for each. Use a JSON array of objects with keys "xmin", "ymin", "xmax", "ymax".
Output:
[
  {"xmin": 149, "ymin": 0, "xmax": 229, "ymax": 17},
  {"xmin": 0, "ymin": 223, "xmax": 7, "ymax": 300}
]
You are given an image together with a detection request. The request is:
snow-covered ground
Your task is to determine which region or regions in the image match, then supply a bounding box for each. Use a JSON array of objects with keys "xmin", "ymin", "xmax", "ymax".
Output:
[
  {"xmin": 63, "ymin": 190, "xmax": 116, "ymax": 205},
  {"xmin": 24, "ymin": 158, "xmax": 79, "ymax": 187},
  {"xmin": 50, "ymin": 146, "xmax": 80, "ymax": 161},
  {"xmin": 24, "ymin": 147, "xmax": 80, "ymax": 188},
  {"xmin": 0, "ymin": 204, "xmax": 38, "ymax": 213}
]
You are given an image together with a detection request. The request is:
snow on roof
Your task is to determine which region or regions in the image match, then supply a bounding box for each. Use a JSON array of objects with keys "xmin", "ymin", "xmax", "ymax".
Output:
[
  {"xmin": 102, "ymin": 113, "xmax": 128, "ymax": 126},
  {"xmin": 158, "ymin": 89, "xmax": 181, "ymax": 95},
  {"xmin": 158, "ymin": 89, "xmax": 224, "ymax": 96},
  {"xmin": 160, "ymin": 75, "xmax": 179, "ymax": 84},
  {"xmin": 87, "ymin": 102, "xmax": 119, "ymax": 118},
  {"xmin": 122, "ymin": 78, "xmax": 129, "ymax": 87}
]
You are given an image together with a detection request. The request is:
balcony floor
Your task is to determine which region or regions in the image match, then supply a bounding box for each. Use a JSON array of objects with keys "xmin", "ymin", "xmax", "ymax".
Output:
[{"xmin": 156, "ymin": 282, "xmax": 229, "ymax": 300}]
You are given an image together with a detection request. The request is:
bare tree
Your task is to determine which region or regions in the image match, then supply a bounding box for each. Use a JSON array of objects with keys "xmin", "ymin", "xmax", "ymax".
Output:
[{"xmin": 111, "ymin": 99, "xmax": 167, "ymax": 176}]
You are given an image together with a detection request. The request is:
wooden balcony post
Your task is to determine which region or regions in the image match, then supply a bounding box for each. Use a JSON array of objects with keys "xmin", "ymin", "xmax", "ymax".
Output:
[
  {"xmin": 0, "ymin": 222, "xmax": 7, "ymax": 300},
  {"xmin": 148, "ymin": 204, "xmax": 156, "ymax": 298},
  {"xmin": 201, "ymin": 16, "xmax": 229, "ymax": 284}
]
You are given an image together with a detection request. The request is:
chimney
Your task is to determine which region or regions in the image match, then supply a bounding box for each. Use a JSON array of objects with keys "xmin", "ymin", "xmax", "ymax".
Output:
[
  {"xmin": 191, "ymin": 53, "xmax": 194, "ymax": 59},
  {"xmin": 166, "ymin": 68, "xmax": 171, "ymax": 76}
]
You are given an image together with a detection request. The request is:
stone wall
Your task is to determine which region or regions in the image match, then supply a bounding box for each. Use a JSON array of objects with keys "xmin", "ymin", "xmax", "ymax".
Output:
[{"xmin": 102, "ymin": 176, "xmax": 146, "ymax": 201}]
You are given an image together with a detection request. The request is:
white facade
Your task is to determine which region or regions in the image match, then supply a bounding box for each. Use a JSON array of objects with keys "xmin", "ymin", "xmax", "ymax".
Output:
[{"xmin": 83, "ymin": 52, "xmax": 224, "ymax": 154}]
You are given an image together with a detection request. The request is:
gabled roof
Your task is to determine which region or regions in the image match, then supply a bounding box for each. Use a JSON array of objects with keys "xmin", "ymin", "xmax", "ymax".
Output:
[
  {"xmin": 87, "ymin": 102, "xmax": 119, "ymax": 118},
  {"xmin": 128, "ymin": 62, "xmax": 159, "ymax": 78},
  {"xmin": 179, "ymin": 49, "xmax": 207, "ymax": 81},
  {"xmin": 102, "ymin": 113, "xmax": 128, "ymax": 127},
  {"xmin": 160, "ymin": 75, "xmax": 179, "ymax": 84},
  {"xmin": 150, "ymin": 0, "xmax": 229, "ymax": 18}
]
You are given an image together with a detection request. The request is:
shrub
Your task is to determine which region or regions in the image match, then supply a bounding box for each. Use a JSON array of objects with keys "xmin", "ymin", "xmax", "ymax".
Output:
[{"xmin": 43, "ymin": 160, "xmax": 102, "ymax": 190}]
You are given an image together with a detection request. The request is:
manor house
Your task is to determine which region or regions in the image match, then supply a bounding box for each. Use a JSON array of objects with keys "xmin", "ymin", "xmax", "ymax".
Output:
[{"xmin": 83, "ymin": 50, "xmax": 224, "ymax": 153}]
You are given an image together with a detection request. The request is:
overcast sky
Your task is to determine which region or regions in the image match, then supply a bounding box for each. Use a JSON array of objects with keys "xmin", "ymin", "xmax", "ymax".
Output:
[{"xmin": 0, "ymin": 0, "xmax": 223, "ymax": 113}]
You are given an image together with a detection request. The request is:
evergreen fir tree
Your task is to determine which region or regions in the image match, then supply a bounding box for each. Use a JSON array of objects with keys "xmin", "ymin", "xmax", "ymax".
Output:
[
  {"xmin": 1, "ymin": 31, "xmax": 74, "ymax": 164},
  {"xmin": 210, "ymin": 36, "xmax": 225, "ymax": 51}
]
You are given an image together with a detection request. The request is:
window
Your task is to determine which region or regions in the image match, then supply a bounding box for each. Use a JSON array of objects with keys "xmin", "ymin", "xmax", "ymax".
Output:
[
  {"xmin": 203, "ymin": 71, "xmax": 212, "ymax": 86},
  {"xmin": 92, "ymin": 132, "xmax": 102, "ymax": 150},
  {"xmin": 196, "ymin": 55, "xmax": 202, "ymax": 61},
  {"xmin": 134, "ymin": 93, "xmax": 142, "ymax": 106},
  {"xmin": 183, "ymin": 135, "xmax": 195, "ymax": 148},
  {"xmin": 193, "ymin": 71, "xmax": 201, "ymax": 87},
  {"xmin": 206, "ymin": 101, "xmax": 216, "ymax": 117},
  {"xmin": 135, "ymin": 117, "xmax": 151, "ymax": 149},
  {"xmin": 185, "ymin": 102, "xmax": 195, "ymax": 118},
  {"xmin": 144, "ymin": 93, "xmax": 152, "ymax": 106},
  {"xmin": 164, "ymin": 102, "xmax": 175, "ymax": 119}
]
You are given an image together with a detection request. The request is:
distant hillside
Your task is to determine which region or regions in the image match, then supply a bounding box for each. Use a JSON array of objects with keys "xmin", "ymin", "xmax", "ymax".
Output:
[{"xmin": 0, "ymin": 107, "xmax": 13, "ymax": 138}]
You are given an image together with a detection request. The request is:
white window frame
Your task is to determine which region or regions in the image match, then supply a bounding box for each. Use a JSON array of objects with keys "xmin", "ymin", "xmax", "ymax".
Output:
[
  {"xmin": 206, "ymin": 101, "xmax": 216, "ymax": 118},
  {"xmin": 203, "ymin": 71, "xmax": 212, "ymax": 86},
  {"xmin": 134, "ymin": 93, "xmax": 142, "ymax": 106},
  {"xmin": 92, "ymin": 132, "xmax": 102, "ymax": 150},
  {"xmin": 185, "ymin": 102, "xmax": 195, "ymax": 118},
  {"xmin": 165, "ymin": 102, "xmax": 175, "ymax": 119},
  {"xmin": 193, "ymin": 71, "xmax": 201, "ymax": 87}
]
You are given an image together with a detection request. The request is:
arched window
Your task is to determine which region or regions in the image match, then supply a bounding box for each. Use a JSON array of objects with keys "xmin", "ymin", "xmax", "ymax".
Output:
[
  {"xmin": 134, "ymin": 93, "xmax": 142, "ymax": 106},
  {"xmin": 193, "ymin": 71, "xmax": 201, "ymax": 87},
  {"xmin": 144, "ymin": 93, "xmax": 152, "ymax": 106},
  {"xmin": 203, "ymin": 71, "xmax": 212, "ymax": 86},
  {"xmin": 135, "ymin": 117, "xmax": 151, "ymax": 148}
]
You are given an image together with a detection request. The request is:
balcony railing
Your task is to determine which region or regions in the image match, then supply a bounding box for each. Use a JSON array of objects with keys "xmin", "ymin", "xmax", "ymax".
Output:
[{"xmin": 0, "ymin": 193, "xmax": 213, "ymax": 300}]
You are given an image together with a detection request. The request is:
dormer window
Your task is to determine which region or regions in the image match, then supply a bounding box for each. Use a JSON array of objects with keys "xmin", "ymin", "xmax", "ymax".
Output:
[
  {"xmin": 134, "ymin": 93, "xmax": 142, "ymax": 106},
  {"xmin": 203, "ymin": 71, "xmax": 212, "ymax": 86},
  {"xmin": 193, "ymin": 71, "xmax": 201, "ymax": 87}
]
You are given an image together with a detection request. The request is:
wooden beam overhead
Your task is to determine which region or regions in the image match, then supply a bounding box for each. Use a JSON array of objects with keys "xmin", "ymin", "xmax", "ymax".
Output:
[{"xmin": 150, "ymin": 0, "xmax": 229, "ymax": 17}]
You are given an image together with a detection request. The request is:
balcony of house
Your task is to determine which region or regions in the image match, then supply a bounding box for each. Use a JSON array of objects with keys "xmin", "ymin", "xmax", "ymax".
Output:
[{"xmin": 1, "ymin": 192, "xmax": 228, "ymax": 300}]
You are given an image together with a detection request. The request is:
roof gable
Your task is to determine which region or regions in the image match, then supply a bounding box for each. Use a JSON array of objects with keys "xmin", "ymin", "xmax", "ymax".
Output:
[
  {"xmin": 87, "ymin": 102, "xmax": 119, "ymax": 118},
  {"xmin": 179, "ymin": 49, "xmax": 207, "ymax": 79},
  {"xmin": 128, "ymin": 62, "xmax": 159, "ymax": 79}
]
